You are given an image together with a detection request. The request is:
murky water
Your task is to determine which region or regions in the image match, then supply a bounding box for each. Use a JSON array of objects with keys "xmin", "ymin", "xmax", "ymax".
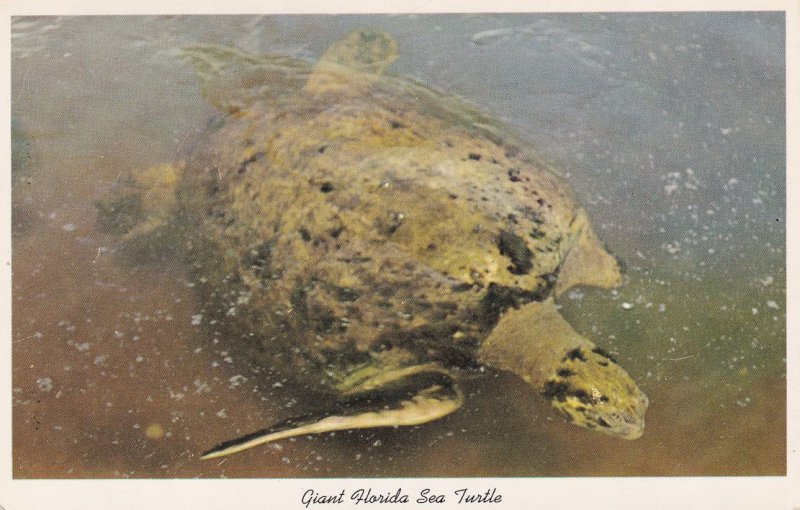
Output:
[{"xmin": 11, "ymin": 13, "xmax": 785, "ymax": 478}]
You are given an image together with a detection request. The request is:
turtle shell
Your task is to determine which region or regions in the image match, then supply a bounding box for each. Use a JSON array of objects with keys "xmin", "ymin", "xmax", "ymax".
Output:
[{"xmin": 173, "ymin": 43, "xmax": 594, "ymax": 392}]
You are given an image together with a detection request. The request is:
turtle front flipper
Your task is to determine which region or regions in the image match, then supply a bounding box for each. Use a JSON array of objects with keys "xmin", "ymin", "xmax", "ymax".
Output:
[
  {"xmin": 554, "ymin": 208, "xmax": 622, "ymax": 296},
  {"xmin": 304, "ymin": 29, "xmax": 398, "ymax": 96},
  {"xmin": 201, "ymin": 366, "xmax": 462, "ymax": 460}
]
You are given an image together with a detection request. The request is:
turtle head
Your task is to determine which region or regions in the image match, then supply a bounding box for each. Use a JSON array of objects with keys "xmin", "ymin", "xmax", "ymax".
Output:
[{"xmin": 543, "ymin": 346, "xmax": 648, "ymax": 440}]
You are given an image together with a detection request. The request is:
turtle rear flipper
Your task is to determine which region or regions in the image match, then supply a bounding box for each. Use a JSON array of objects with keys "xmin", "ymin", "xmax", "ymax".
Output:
[
  {"xmin": 96, "ymin": 162, "xmax": 184, "ymax": 257},
  {"xmin": 179, "ymin": 44, "xmax": 312, "ymax": 115},
  {"xmin": 201, "ymin": 368, "xmax": 462, "ymax": 460}
]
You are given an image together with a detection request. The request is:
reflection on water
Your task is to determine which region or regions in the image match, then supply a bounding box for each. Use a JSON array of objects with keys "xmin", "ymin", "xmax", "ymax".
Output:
[{"xmin": 11, "ymin": 14, "xmax": 785, "ymax": 477}]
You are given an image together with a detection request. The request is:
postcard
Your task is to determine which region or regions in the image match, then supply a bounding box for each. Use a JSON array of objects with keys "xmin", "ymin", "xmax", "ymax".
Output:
[{"xmin": 2, "ymin": 3, "xmax": 797, "ymax": 509}]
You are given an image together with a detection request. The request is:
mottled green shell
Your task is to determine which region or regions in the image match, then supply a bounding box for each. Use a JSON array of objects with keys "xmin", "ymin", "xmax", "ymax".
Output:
[{"xmin": 179, "ymin": 89, "xmax": 588, "ymax": 378}]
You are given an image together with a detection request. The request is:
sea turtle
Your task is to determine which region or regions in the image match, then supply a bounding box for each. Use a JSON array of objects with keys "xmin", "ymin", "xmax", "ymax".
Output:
[{"xmin": 98, "ymin": 29, "xmax": 648, "ymax": 460}]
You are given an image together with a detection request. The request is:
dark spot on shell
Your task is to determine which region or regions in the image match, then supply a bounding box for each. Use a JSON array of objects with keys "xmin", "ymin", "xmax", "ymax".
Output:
[
  {"xmin": 480, "ymin": 283, "xmax": 550, "ymax": 324},
  {"xmin": 338, "ymin": 255, "xmax": 372, "ymax": 263},
  {"xmin": 565, "ymin": 348, "xmax": 587, "ymax": 362},
  {"xmin": 379, "ymin": 212, "xmax": 404, "ymax": 236},
  {"xmin": 320, "ymin": 182, "xmax": 334, "ymax": 193},
  {"xmin": 557, "ymin": 368, "xmax": 575, "ymax": 377},
  {"xmin": 289, "ymin": 283, "xmax": 309, "ymax": 322},
  {"xmin": 389, "ymin": 120, "xmax": 404, "ymax": 129},
  {"xmin": 376, "ymin": 283, "xmax": 398, "ymax": 298},
  {"xmin": 592, "ymin": 347, "xmax": 618, "ymax": 363},
  {"xmin": 311, "ymin": 307, "xmax": 338, "ymax": 333},
  {"xmin": 507, "ymin": 168, "xmax": 522, "ymax": 182},
  {"xmin": 521, "ymin": 206, "xmax": 545, "ymax": 225},
  {"xmin": 438, "ymin": 302, "xmax": 459, "ymax": 312},
  {"xmin": 329, "ymin": 226, "xmax": 345, "ymax": 239},
  {"xmin": 425, "ymin": 309, "xmax": 447, "ymax": 322},
  {"xmin": 498, "ymin": 229, "xmax": 534, "ymax": 275},
  {"xmin": 451, "ymin": 282, "xmax": 473, "ymax": 293},
  {"xmin": 448, "ymin": 193, "xmax": 458, "ymax": 199},
  {"xmin": 529, "ymin": 229, "xmax": 545, "ymax": 240},
  {"xmin": 299, "ymin": 227, "xmax": 311, "ymax": 242},
  {"xmin": 504, "ymin": 145, "xmax": 520, "ymax": 158},
  {"xmin": 318, "ymin": 145, "xmax": 327, "ymax": 153},
  {"xmin": 206, "ymin": 177, "xmax": 223, "ymax": 195},
  {"xmin": 241, "ymin": 241, "xmax": 274, "ymax": 278},
  {"xmin": 468, "ymin": 152, "xmax": 482, "ymax": 161},
  {"xmin": 326, "ymin": 283, "xmax": 360, "ymax": 302},
  {"xmin": 237, "ymin": 151, "xmax": 265, "ymax": 174}
]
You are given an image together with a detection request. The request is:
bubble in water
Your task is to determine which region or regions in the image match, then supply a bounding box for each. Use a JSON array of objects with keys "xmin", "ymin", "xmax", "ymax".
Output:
[{"xmin": 36, "ymin": 377, "xmax": 53, "ymax": 392}]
